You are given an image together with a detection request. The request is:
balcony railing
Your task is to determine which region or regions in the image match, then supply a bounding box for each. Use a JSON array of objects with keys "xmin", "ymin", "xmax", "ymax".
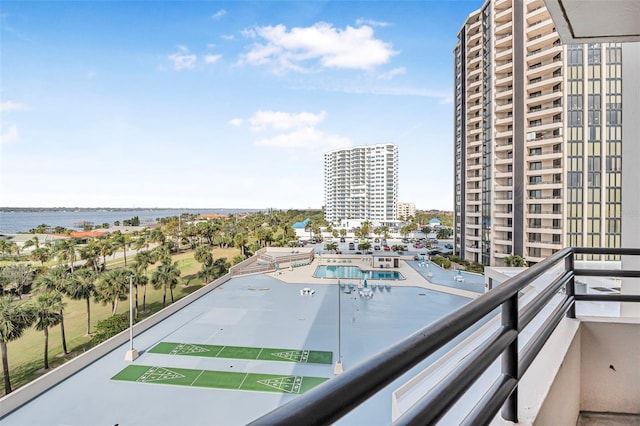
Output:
[{"xmin": 249, "ymin": 247, "xmax": 640, "ymax": 426}]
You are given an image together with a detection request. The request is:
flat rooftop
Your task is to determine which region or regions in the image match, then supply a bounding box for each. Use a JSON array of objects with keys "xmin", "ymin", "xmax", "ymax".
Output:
[{"xmin": 1, "ymin": 260, "xmax": 483, "ymax": 425}]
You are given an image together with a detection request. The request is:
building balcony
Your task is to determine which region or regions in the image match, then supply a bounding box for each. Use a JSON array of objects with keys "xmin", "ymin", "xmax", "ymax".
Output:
[
  {"xmin": 526, "ymin": 31, "xmax": 560, "ymax": 52},
  {"xmin": 495, "ymin": 59, "xmax": 513, "ymax": 74},
  {"xmin": 252, "ymin": 248, "xmax": 640, "ymax": 426},
  {"xmin": 495, "ymin": 46, "xmax": 513, "ymax": 61},
  {"xmin": 526, "ymin": 16, "xmax": 555, "ymax": 36},
  {"xmin": 494, "ymin": 32, "xmax": 513, "ymax": 48}
]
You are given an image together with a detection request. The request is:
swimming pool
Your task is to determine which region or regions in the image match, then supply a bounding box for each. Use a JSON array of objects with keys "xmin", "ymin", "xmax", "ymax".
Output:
[{"xmin": 314, "ymin": 265, "xmax": 405, "ymax": 280}]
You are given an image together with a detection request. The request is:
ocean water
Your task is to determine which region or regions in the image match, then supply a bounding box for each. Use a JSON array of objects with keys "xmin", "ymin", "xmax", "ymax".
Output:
[{"xmin": 0, "ymin": 209, "xmax": 259, "ymax": 234}]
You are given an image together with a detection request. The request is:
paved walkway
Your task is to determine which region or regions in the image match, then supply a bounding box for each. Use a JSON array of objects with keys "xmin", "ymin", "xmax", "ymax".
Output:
[{"xmin": 270, "ymin": 255, "xmax": 483, "ymax": 299}]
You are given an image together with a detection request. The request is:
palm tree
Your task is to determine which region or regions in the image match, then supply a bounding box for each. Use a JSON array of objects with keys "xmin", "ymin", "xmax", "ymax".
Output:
[
  {"xmin": 504, "ymin": 254, "xmax": 528, "ymax": 267},
  {"xmin": 67, "ymin": 268, "xmax": 96, "ymax": 335},
  {"xmin": 151, "ymin": 259, "xmax": 181, "ymax": 308},
  {"xmin": 79, "ymin": 240, "xmax": 101, "ymax": 272},
  {"xmin": 130, "ymin": 264, "xmax": 148, "ymax": 319},
  {"xmin": 30, "ymin": 292, "xmax": 63, "ymax": 370},
  {"xmin": 96, "ymin": 269, "xmax": 130, "ymax": 315},
  {"xmin": 0, "ymin": 296, "xmax": 35, "ymax": 394},
  {"xmin": 34, "ymin": 268, "xmax": 70, "ymax": 354},
  {"xmin": 194, "ymin": 245, "xmax": 213, "ymax": 265},
  {"xmin": 22, "ymin": 236, "xmax": 40, "ymax": 251},
  {"xmin": 134, "ymin": 250, "xmax": 154, "ymax": 313},
  {"xmin": 1, "ymin": 264, "xmax": 35, "ymax": 299},
  {"xmin": 53, "ymin": 239, "xmax": 77, "ymax": 272},
  {"xmin": 30, "ymin": 247, "xmax": 51, "ymax": 266},
  {"xmin": 98, "ymin": 236, "xmax": 114, "ymax": 270},
  {"xmin": 233, "ymin": 233, "xmax": 248, "ymax": 257},
  {"xmin": 111, "ymin": 231, "xmax": 129, "ymax": 267}
]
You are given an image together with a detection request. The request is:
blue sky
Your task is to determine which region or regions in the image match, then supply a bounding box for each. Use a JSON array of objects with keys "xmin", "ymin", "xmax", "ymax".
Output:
[{"xmin": 1, "ymin": 0, "xmax": 480, "ymax": 210}]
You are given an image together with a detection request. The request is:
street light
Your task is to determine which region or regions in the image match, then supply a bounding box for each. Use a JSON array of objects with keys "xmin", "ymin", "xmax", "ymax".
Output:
[
  {"xmin": 334, "ymin": 281, "xmax": 343, "ymax": 375},
  {"xmin": 124, "ymin": 274, "xmax": 138, "ymax": 361}
]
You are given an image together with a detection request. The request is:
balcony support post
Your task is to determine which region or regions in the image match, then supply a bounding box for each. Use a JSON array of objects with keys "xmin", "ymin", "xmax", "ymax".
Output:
[
  {"xmin": 501, "ymin": 293, "xmax": 519, "ymax": 422},
  {"xmin": 566, "ymin": 251, "xmax": 576, "ymax": 318}
]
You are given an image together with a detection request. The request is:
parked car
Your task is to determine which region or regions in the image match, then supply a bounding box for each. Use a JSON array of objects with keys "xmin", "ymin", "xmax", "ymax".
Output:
[
  {"xmin": 340, "ymin": 237, "xmax": 346, "ymax": 243},
  {"xmin": 374, "ymin": 245, "xmax": 381, "ymax": 250},
  {"xmin": 444, "ymin": 243, "xmax": 453, "ymax": 249},
  {"xmin": 348, "ymin": 242, "xmax": 355, "ymax": 250},
  {"xmin": 383, "ymin": 246, "xmax": 391, "ymax": 251}
]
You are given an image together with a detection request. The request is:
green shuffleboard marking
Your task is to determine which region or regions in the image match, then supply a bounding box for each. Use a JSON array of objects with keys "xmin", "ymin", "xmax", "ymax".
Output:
[
  {"xmin": 112, "ymin": 365, "xmax": 329, "ymax": 394},
  {"xmin": 148, "ymin": 342, "xmax": 332, "ymax": 364}
]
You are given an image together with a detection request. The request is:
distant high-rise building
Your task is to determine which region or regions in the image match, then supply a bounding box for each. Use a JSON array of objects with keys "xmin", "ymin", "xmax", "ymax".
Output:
[
  {"xmin": 397, "ymin": 202, "xmax": 416, "ymax": 220},
  {"xmin": 324, "ymin": 144, "xmax": 398, "ymax": 224},
  {"xmin": 454, "ymin": 0, "xmax": 624, "ymax": 266}
]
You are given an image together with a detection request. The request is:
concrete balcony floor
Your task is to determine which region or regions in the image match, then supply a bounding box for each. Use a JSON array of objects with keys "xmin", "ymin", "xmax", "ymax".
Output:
[{"xmin": 577, "ymin": 412, "xmax": 640, "ymax": 425}]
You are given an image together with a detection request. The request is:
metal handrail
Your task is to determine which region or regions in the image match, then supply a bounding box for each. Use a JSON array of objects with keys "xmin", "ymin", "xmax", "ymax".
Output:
[{"xmin": 249, "ymin": 247, "xmax": 640, "ymax": 426}]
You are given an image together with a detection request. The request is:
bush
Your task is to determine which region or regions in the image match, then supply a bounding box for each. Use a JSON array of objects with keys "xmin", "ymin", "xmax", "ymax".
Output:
[
  {"xmin": 431, "ymin": 255, "xmax": 451, "ymax": 270},
  {"xmin": 90, "ymin": 313, "xmax": 133, "ymax": 345},
  {"xmin": 468, "ymin": 262, "xmax": 485, "ymax": 274}
]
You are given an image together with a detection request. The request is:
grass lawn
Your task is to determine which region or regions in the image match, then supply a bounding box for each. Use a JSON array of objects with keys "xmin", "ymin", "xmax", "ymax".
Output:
[{"xmin": 2, "ymin": 246, "xmax": 240, "ymax": 396}]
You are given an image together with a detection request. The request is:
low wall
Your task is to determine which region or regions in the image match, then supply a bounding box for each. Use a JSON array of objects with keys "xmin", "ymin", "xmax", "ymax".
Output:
[
  {"xmin": 0, "ymin": 273, "xmax": 232, "ymax": 418},
  {"xmin": 580, "ymin": 319, "xmax": 640, "ymax": 414}
]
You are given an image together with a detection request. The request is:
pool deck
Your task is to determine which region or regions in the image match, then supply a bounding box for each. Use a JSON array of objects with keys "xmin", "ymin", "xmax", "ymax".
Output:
[{"xmin": 272, "ymin": 255, "xmax": 483, "ymax": 299}]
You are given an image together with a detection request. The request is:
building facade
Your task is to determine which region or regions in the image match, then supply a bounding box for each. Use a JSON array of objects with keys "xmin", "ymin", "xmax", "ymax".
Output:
[
  {"xmin": 397, "ymin": 202, "xmax": 417, "ymax": 220},
  {"xmin": 454, "ymin": 0, "xmax": 623, "ymax": 266},
  {"xmin": 324, "ymin": 144, "xmax": 399, "ymax": 224}
]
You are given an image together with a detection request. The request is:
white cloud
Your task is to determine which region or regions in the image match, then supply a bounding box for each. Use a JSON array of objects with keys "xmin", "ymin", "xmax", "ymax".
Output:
[
  {"xmin": 254, "ymin": 127, "xmax": 351, "ymax": 150},
  {"xmin": 0, "ymin": 123, "xmax": 19, "ymax": 144},
  {"xmin": 221, "ymin": 34, "xmax": 235, "ymax": 41},
  {"xmin": 355, "ymin": 18, "xmax": 390, "ymax": 28},
  {"xmin": 1, "ymin": 101, "xmax": 27, "ymax": 112},
  {"xmin": 239, "ymin": 22, "xmax": 396, "ymax": 72},
  {"xmin": 168, "ymin": 47, "xmax": 197, "ymax": 70},
  {"xmin": 204, "ymin": 54, "xmax": 222, "ymax": 64},
  {"xmin": 249, "ymin": 110, "xmax": 327, "ymax": 132},
  {"xmin": 228, "ymin": 118, "xmax": 243, "ymax": 126},
  {"xmin": 377, "ymin": 67, "xmax": 406, "ymax": 80},
  {"xmin": 211, "ymin": 9, "xmax": 226, "ymax": 20}
]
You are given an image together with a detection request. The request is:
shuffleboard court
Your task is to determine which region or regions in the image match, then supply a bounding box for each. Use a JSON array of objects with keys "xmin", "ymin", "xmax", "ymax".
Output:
[
  {"xmin": 148, "ymin": 342, "xmax": 333, "ymax": 364},
  {"xmin": 112, "ymin": 365, "xmax": 329, "ymax": 394}
]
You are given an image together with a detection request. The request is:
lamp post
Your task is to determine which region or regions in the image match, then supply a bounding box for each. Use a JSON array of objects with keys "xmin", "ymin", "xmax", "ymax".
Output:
[
  {"xmin": 334, "ymin": 281, "xmax": 343, "ymax": 375},
  {"xmin": 124, "ymin": 274, "xmax": 138, "ymax": 361}
]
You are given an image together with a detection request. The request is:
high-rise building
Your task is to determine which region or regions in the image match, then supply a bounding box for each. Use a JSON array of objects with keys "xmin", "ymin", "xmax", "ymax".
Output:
[
  {"xmin": 454, "ymin": 0, "xmax": 624, "ymax": 266},
  {"xmin": 324, "ymin": 144, "xmax": 398, "ymax": 224},
  {"xmin": 397, "ymin": 202, "xmax": 417, "ymax": 220}
]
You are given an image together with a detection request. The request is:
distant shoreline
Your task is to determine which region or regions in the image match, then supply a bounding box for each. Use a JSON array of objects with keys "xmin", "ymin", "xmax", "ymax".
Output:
[{"xmin": 0, "ymin": 207, "xmax": 260, "ymax": 213}]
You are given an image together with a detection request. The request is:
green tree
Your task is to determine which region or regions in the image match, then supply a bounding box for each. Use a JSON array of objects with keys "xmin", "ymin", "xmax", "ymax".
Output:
[
  {"xmin": 1, "ymin": 264, "xmax": 35, "ymax": 299},
  {"xmin": 134, "ymin": 251, "xmax": 155, "ymax": 313},
  {"xmin": 30, "ymin": 247, "xmax": 51, "ymax": 266},
  {"xmin": 30, "ymin": 292, "xmax": 63, "ymax": 370},
  {"xmin": 131, "ymin": 264, "xmax": 148, "ymax": 319},
  {"xmin": 34, "ymin": 268, "xmax": 70, "ymax": 354},
  {"xmin": 0, "ymin": 296, "xmax": 35, "ymax": 394},
  {"xmin": 90, "ymin": 313, "xmax": 131, "ymax": 345},
  {"xmin": 96, "ymin": 269, "xmax": 130, "ymax": 315},
  {"xmin": 111, "ymin": 231, "xmax": 129, "ymax": 267},
  {"xmin": 504, "ymin": 255, "xmax": 528, "ymax": 267},
  {"xmin": 325, "ymin": 242, "xmax": 338, "ymax": 252},
  {"xmin": 437, "ymin": 227, "xmax": 453, "ymax": 239},
  {"xmin": 67, "ymin": 268, "xmax": 97, "ymax": 335},
  {"xmin": 151, "ymin": 259, "xmax": 181, "ymax": 308},
  {"xmin": 194, "ymin": 245, "xmax": 213, "ymax": 265},
  {"xmin": 357, "ymin": 242, "xmax": 371, "ymax": 251},
  {"xmin": 79, "ymin": 240, "xmax": 101, "ymax": 272}
]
